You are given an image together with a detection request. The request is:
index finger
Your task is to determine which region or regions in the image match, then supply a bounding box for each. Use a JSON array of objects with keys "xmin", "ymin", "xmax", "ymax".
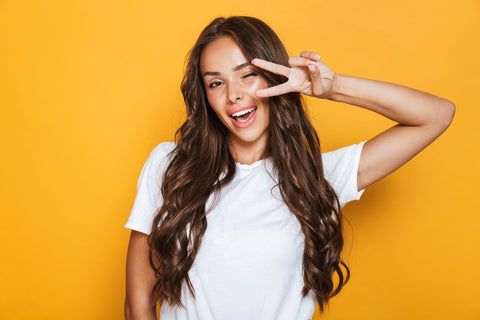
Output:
[{"xmin": 252, "ymin": 58, "xmax": 291, "ymax": 77}]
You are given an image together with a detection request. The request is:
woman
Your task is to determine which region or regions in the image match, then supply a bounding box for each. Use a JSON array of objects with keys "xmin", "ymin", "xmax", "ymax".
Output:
[{"xmin": 124, "ymin": 16, "xmax": 454, "ymax": 320}]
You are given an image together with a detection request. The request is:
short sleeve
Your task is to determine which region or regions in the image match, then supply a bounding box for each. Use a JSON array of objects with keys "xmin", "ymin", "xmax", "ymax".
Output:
[
  {"xmin": 124, "ymin": 142, "xmax": 176, "ymax": 235},
  {"xmin": 321, "ymin": 141, "xmax": 366, "ymax": 208}
]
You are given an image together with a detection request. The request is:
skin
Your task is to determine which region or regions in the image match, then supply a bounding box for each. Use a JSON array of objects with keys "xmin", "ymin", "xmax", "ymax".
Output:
[
  {"xmin": 200, "ymin": 36, "xmax": 272, "ymax": 165},
  {"xmin": 125, "ymin": 230, "xmax": 158, "ymax": 320},
  {"xmin": 251, "ymin": 52, "xmax": 455, "ymax": 190},
  {"xmin": 125, "ymin": 38, "xmax": 455, "ymax": 319}
]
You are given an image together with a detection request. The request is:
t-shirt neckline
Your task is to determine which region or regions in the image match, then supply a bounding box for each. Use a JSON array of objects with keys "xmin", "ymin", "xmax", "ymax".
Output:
[{"xmin": 235, "ymin": 158, "xmax": 266, "ymax": 170}]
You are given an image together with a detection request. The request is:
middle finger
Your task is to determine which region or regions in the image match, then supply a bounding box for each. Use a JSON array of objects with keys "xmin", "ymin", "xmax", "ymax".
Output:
[{"xmin": 288, "ymin": 56, "xmax": 317, "ymax": 68}]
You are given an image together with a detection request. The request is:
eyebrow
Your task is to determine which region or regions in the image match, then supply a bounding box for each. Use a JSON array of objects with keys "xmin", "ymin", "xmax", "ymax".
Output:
[{"xmin": 202, "ymin": 62, "xmax": 252, "ymax": 78}]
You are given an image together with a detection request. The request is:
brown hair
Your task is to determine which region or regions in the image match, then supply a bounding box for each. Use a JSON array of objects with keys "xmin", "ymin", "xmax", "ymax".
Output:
[{"xmin": 148, "ymin": 16, "xmax": 349, "ymax": 313}]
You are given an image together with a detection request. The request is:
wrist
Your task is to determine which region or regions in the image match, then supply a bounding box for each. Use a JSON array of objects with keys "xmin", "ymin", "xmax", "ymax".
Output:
[{"xmin": 328, "ymin": 73, "xmax": 344, "ymax": 101}]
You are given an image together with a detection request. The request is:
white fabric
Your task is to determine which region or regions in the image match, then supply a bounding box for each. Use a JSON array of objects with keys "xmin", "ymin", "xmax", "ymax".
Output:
[{"xmin": 124, "ymin": 141, "xmax": 366, "ymax": 320}]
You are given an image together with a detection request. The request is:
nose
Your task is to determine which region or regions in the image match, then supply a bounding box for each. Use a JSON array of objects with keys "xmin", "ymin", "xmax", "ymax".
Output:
[{"xmin": 226, "ymin": 82, "xmax": 244, "ymax": 104}]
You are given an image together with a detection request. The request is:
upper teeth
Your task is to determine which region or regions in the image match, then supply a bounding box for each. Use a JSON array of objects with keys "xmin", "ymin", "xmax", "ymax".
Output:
[{"xmin": 231, "ymin": 107, "xmax": 256, "ymax": 117}]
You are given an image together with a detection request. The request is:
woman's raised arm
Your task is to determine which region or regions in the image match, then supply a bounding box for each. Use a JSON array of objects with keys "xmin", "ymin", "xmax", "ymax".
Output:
[
  {"xmin": 125, "ymin": 230, "xmax": 158, "ymax": 320},
  {"xmin": 252, "ymin": 53, "xmax": 455, "ymax": 190},
  {"xmin": 327, "ymin": 73, "xmax": 455, "ymax": 190}
]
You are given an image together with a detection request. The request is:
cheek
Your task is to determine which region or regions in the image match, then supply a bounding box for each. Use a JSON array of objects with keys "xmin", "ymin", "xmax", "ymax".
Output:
[
  {"xmin": 248, "ymin": 78, "xmax": 270, "ymax": 106},
  {"xmin": 244, "ymin": 77, "xmax": 269, "ymax": 100},
  {"xmin": 206, "ymin": 91, "xmax": 222, "ymax": 114}
]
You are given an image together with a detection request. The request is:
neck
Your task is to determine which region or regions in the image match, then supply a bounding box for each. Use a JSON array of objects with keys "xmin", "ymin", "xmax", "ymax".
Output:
[{"xmin": 228, "ymin": 136, "xmax": 267, "ymax": 165}]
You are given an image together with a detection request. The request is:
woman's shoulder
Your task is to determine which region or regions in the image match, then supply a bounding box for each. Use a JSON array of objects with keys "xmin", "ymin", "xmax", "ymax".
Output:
[
  {"xmin": 149, "ymin": 141, "xmax": 177, "ymax": 159},
  {"xmin": 321, "ymin": 141, "xmax": 366, "ymax": 178},
  {"xmin": 321, "ymin": 141, "xmax": 367, "ymax": 206},
  {"xmin": 140, "ymin": 141, "xmax": 177, "ymax": 175}
]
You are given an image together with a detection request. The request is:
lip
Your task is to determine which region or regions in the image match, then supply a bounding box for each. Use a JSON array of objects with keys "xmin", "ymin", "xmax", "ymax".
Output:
[
  {"xmin": 228, "ymin": 105, "xmax": 256, "ymax": 117},
  {"xmin": 230, "ymin": 108, "xmax": 257, "ymax": 128}
]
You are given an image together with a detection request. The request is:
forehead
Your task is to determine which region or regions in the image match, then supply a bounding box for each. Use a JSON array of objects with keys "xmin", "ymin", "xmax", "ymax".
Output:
[{"xmin": 200, "ymin": 36, "xmax": 249, "ymax": 74}]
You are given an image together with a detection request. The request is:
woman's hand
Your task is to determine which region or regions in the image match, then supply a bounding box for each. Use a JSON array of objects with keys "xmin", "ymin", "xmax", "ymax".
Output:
[
  {"xmin": 256, "ymin": 50, "xmax": 455, "ymax": 192},
  {"xmin": 252, "ymin": 51, "xmax": 336, "ymax": 99}
]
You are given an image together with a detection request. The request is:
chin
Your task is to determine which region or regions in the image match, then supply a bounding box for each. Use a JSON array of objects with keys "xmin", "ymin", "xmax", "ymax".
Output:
[{"xmin": 231, "ymin": 130, "xmax": 267, "ymax": 144}]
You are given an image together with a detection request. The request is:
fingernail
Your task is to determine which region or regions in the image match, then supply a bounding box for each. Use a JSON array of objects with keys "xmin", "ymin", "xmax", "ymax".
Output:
[
  {"xmin": 314, "ymin": 54, "xmax": 321, "ymax": 60},
  {"xmin": 308, "ymin": 65, "xmax": 316, "ymax": 72}
]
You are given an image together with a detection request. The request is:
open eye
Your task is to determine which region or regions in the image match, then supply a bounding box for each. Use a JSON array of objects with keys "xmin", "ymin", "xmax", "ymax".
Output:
[{"xmin": 209, "ymin": 80, "xmax": 223, "ymax": 88}]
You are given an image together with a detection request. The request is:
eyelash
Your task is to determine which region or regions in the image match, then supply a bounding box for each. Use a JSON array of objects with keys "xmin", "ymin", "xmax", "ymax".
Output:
[
  {"xmin": 209, "ymin": 81, "xmax": 223, "ymax": 88},
  {"xmin": 208, "ymin": 73, "xmax": 257, "ymax": 88},
  {"xmin": 243, "ymin": 73, "xmax": 257, "ymax": 78}
]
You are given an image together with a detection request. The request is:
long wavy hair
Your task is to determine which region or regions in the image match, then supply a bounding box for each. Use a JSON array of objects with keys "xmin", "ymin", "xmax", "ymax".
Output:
[{"xmin": 148, "ymin": 16, "xmax": 349, "ymax": 313}]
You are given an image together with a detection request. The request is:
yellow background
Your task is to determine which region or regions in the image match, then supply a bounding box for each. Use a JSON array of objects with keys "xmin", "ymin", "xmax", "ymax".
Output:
[{"xmin": 1, "ymin": 0, "xmax": 479, "ymax": 319}]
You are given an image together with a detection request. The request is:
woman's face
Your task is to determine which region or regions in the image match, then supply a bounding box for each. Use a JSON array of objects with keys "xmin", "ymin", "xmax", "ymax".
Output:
[{"xmin": 200, "ymin": 36, "xmax": 270, "ymax": 156}]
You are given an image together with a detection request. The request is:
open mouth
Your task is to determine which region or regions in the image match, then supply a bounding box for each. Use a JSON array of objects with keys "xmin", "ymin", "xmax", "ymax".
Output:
[{"xmin": 230, "ymin": 106, "xmax": 257, "ymax": 123}]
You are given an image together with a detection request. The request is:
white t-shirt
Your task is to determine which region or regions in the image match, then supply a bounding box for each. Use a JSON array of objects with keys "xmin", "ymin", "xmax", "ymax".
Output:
[{"xmin": 124, "ymin": 141, "xmax": 366, "ymax": 320}]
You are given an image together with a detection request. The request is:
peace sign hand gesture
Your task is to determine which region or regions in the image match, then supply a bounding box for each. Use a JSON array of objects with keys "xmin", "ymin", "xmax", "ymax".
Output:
[{"xmin": 252, "ymin": 51, "xmax": 336, "ymax": 99}]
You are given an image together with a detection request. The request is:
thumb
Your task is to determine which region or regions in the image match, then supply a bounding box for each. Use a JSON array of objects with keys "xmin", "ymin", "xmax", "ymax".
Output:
[{"xmin": 308, "ymin": 63, "xmax": 325, "ymax": 98}]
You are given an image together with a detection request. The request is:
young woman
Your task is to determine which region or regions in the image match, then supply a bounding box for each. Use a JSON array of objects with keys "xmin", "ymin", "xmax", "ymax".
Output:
[{"xmin": 124, "ymin": 16, "xmax": 454, "ymax": 320}]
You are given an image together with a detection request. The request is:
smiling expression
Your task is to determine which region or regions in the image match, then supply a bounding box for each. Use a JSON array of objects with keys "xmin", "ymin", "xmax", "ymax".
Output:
[{"xmin": 200, "ymin": 36, "xmax": 270, "ymax": 160}]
